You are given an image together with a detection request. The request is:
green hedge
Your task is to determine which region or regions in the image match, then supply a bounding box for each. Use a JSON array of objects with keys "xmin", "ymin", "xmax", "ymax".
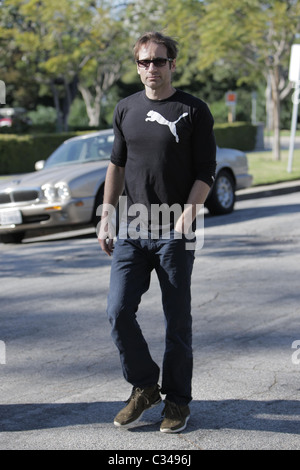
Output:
[
  {"xmin": 214, "ymin": 122, "xmax": 258, "ymax": 151},
  {"xmin": 0, "ymin": 133, "xmax": 78, "ymax": 175}
]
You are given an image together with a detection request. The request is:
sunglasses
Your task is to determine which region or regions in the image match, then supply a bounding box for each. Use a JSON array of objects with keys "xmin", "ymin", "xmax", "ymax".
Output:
[{"xmin": 136, "ymin": 58, "xmax": 173, "ymax": 69}]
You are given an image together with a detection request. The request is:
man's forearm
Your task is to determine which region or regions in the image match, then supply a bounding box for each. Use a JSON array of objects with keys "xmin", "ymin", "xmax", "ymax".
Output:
[
  {"xmin": 175, "ymin": 179, "xmax": 211, "ymax": 233},
  {"xmin": 98, "ymin": 162, "xmax": 125, "ymax": 255},
  {"xmin": 102, "ymin": 162, "xmax": 125, "ymax": 213}
]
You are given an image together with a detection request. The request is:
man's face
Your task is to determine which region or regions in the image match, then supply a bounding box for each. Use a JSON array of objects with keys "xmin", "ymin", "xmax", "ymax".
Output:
[{"xmin": 137, "ymin": 42, "xmax": 176, "ymax": 96}]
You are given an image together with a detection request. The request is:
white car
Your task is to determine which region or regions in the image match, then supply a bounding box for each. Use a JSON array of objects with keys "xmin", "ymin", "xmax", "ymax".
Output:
[{"xmin": 0, "ymin": 129, "xmax": 252, "ymax": 243}]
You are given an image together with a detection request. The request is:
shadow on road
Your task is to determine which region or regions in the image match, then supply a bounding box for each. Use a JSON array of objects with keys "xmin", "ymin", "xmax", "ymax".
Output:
[
  {"xmin": 204, "ymin": 202, "xmax": 300, "ymax": 229},
  {"xmin": 1, "ymin": 399, "xmax": 299, "ymax": 435}
]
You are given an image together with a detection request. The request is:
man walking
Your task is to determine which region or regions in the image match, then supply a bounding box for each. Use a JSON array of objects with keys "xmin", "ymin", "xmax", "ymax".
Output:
[{"xmin": 98, "ymin": 32, "xmax": 216, "ymax": 433}]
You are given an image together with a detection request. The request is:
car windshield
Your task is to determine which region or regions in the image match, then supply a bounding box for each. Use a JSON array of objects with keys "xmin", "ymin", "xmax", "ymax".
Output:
[{"xmin": 44, "ymin": 133, "xmax": 114, "ymax": 169}]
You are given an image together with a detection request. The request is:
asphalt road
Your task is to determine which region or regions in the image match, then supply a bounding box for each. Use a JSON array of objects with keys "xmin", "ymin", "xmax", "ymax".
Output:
[{"xmin": 0, "ymin": 190, "xmax": 300, "ymax": 451}]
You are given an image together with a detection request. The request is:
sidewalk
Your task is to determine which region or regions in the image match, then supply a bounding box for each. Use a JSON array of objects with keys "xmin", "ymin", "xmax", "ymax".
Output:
[{"xmin": 237, "ymin": 179, "xmax": 300, "ymax": 200}]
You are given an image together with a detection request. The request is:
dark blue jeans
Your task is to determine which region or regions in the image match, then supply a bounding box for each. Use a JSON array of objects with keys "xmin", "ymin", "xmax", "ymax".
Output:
[{"xmin": 106, "ymin": 231, "xmax": 195, "ymax": 405}]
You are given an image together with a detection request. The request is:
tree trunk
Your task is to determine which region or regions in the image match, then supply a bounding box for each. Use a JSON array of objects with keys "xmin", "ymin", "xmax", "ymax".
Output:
[
  {"xmin": 50, "ymin": 76, "xmax": 78, "ymax": 132},
  {"xmin": 62, "ymin": 76, "xmax": 79, "ymax": 132},
  {"xmin": 78, "ymin": 83, "xmax": 102, "ymax": 127},
  {"xmin": 78, "ymin": 66, "xmax": 121, "ymax": 128},
  {"xmin": 265, "ymin": 74, "xmax": 273, "ymax": 133},
  {"xmin": 50, "ymin": 80, "xmax": 63, "ymax": 133},
  {"xmin": 272, "ymin": 90, "xmax": 281, "ymax": 161},
  {"xmin": 270, "ymin": 68, "xmax": 281, "ymax": 161}
]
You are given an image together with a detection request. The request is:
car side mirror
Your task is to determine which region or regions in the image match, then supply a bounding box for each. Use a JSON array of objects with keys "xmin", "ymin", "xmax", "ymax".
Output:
[{"xmin": 35, "ymin": 160, "xmax": 45, "ymax": 171}]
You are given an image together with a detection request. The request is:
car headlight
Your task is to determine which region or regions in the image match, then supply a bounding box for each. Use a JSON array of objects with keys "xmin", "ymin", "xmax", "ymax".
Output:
[
  {"xmin": 42, "ymin": 184, "xmax": 56, "ymax": 202},
  {"xmin": 42, "ymin": 182, "xmax": 70, "ymax": 202},
  {"xmin": 56, "ymin": 182, "xmax": 70, "ymax": 200}
]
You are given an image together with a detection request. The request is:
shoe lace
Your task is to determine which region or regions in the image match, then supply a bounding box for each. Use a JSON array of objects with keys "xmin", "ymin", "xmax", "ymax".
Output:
[{"xmin": 126, "ymin": 387, "xmax": 151, "ymax": 409}]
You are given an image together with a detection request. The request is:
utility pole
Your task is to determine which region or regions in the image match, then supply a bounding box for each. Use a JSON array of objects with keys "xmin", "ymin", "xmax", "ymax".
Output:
[{"xmin": 287, "ymin": 44, "xmax": 300, "ymax": 173}]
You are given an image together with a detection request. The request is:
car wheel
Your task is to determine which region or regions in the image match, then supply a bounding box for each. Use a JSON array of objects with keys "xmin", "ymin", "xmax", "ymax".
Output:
[
  {"xmin": 205, "ymin": 170, "xmax": 235, "ymax": 215},
  {"xmin": 0, "ymin": 232, "xmax": 25, "ymax": 244}
]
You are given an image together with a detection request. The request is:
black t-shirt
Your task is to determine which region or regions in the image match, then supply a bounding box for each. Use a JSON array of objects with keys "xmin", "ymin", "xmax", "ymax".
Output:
[{"xmin": 111, "ymin": 89, "xmax": 216, "ymax": 223}]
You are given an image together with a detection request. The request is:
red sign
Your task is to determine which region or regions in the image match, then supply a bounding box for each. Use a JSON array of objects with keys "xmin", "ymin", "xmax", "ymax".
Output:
[{"xmin": 226, "ymin": 91, "xmax": 237, "ymax": 105}]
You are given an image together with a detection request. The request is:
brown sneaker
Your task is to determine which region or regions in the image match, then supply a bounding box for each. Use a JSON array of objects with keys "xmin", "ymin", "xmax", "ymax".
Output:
[
  {"xmin": 160, "ymin": 400, "xmax": 190, "ymax": 433},
  {"xmin": 114, "ymin": 384, "xmax": 162, "ymax": 427}
]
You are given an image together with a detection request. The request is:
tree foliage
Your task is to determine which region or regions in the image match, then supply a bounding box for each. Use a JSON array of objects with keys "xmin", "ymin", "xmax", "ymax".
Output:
[
  {"xmin": 0, "ymin": 0, "xmax": 131, "ymax": 129},
  {"xmin": 196, "ymin": 0, "xmax": 300, "ymax": 159},
  {"xmin": 0, "ymin": 0, "xmax": 299, "ymax": 150}
]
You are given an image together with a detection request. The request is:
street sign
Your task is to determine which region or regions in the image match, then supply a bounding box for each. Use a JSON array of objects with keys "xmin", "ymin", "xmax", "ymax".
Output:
[
  {"xmin": 225, "ymin": 91, "xmax": 237, "ymax": 122},
  {"xmin": 225, "ymin": 91, "xmax": 237, "ymax": 106},
  {"xmin": 0, "ymin": 80, "xmax": 6, "ymax": 104},
  {"xmin": 289, "ymin": 44, "xmax": 300, "ymax": 82},
  {"xmin": 287, "ymin": 45, "xmax": 300, "ymax": 173}
]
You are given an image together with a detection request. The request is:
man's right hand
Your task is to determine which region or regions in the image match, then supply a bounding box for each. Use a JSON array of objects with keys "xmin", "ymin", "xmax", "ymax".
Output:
[
  {"xmin": 96, "ymin": 163, "xmax": 125, "ymax": 256},
  {"xmin": 98, "ymin": 236, "xmax": 114, "ymax": 256},
  {"xmin": 97, "ymin": 211, "xmax": 116, "ymax": 256}
]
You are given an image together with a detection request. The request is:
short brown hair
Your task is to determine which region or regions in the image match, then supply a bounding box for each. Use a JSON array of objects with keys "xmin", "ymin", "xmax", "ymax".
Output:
[{"xmin": 133, "ymin": 32, "xmax": 178, "ymax": 60}]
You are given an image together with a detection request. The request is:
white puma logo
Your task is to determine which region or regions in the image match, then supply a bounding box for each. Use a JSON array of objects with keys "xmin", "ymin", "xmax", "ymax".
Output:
[{"xmin": 145, "ymin": 110, "xmax": 188, "ymax": 143}]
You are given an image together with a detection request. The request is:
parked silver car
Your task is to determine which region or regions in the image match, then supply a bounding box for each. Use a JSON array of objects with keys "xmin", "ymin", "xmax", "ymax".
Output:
[{"xmin": 0, "ymin": 129, "xmax": 252, "ymax": 243}]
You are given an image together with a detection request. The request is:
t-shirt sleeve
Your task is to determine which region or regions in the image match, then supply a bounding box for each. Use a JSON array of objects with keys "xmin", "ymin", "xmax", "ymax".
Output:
[
  {"xmin": 110, "ymin": 104, "xmax": 127, "ymax": 167},
  {"xmin": 192, "ymin": 103, "xmax": 216, "ymax": 187}
]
